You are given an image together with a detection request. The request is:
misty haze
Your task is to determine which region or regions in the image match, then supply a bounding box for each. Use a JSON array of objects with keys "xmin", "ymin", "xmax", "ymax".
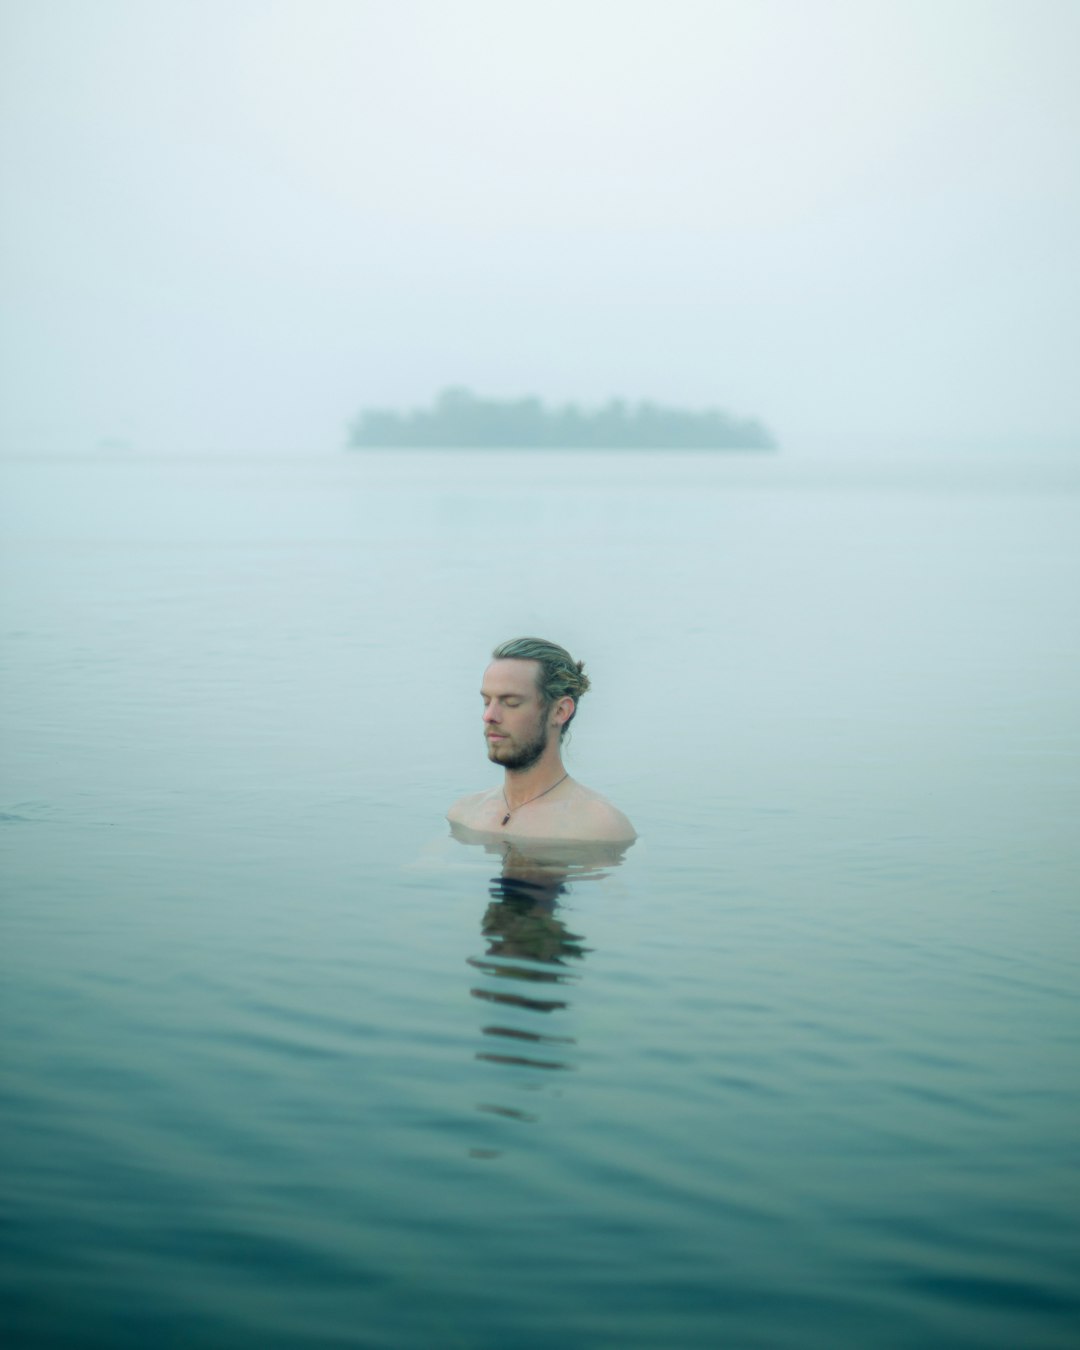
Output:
[{"xmin": 2, "ymin": 3, "xmax": 1079, "ymax": 1349}]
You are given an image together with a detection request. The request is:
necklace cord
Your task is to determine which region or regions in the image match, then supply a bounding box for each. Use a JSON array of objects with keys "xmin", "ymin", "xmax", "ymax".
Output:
[{"xmin": 501, "ymin": 772, "xmax": 569, "ymax": 826}]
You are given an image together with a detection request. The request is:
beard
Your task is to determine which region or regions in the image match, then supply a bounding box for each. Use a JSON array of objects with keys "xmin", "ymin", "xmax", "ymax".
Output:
[{"xmin": 487, "ymin": 720, "xmax": 549, "ymax": 771}]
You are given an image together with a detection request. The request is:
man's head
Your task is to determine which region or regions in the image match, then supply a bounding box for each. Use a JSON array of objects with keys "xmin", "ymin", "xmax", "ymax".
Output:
[
  {"xmin": 490, "ymin": 637, "xmax": 590, "ymax": 738},
  {"xmin": 482, "ymin": 637, "xmax": 590, "ymax": 770}
]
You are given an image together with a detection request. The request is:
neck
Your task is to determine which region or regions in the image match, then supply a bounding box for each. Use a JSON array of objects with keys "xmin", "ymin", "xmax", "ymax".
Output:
[{"xmin": 503, "ymin": 748, "xmax": 567, "ymax": 807}]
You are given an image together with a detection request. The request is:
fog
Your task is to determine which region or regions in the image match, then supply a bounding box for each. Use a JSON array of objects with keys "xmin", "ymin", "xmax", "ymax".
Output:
[{"xmin": 2, "ymin": 0, "xmax": 1078, "ymax": 458}]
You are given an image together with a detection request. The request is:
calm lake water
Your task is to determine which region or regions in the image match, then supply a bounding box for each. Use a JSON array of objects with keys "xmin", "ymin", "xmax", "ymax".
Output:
[{"xmin": 2, "ymin": 449, "xmax": 1079, "ymax": 1348}]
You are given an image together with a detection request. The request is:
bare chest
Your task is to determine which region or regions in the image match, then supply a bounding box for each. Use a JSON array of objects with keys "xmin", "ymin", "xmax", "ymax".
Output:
[{"xmin": 469, "ymin": 789, "xmax": 585, "ymax": 838}]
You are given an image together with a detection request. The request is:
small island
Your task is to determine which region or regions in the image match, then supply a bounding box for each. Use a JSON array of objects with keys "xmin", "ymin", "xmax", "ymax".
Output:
[{"xmin": 348, "ymin": 387, "xmax": 776, "ymax": 450}]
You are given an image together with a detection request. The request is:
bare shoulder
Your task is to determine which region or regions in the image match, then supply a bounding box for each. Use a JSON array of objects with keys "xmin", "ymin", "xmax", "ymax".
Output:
[
  {"xmin": 447, "ymin": 788, "xmax": 498, "ymax": 827},
  {"xmin": 564, "ymin": 782, "xmax": 637, "ymax": 842}
]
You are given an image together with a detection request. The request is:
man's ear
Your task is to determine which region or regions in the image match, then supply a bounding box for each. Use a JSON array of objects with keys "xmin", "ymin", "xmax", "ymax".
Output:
[{"xmin": 552, "ymin": 696, "xmax": 575, "ymax": 727}]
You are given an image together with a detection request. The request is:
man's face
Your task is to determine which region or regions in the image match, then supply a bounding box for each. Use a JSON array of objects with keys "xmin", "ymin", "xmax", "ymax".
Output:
[{"xmin": 481, "ymin": 659, "xmax": 552, "ymax": 771}]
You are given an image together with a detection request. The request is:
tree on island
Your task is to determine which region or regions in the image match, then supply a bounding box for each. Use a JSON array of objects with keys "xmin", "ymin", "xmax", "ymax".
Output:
[{"xmin": 348, "ymin": 388, "xmax": 776, "ymax": 450}]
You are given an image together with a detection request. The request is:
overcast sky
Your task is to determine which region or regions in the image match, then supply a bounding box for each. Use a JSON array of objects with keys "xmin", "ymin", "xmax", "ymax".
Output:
[{"xmin": 2, "ymin": 0, "xmax": 1078, "ymax": 456}]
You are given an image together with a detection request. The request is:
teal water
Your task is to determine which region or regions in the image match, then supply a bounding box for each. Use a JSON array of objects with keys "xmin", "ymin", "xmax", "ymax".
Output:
[{"xmin": 2, "ymin": 450, "xmax": 1079, "ymax": 1347}]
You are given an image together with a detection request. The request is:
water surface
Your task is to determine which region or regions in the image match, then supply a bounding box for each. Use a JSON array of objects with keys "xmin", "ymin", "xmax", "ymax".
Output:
[{"xmin": 2, "ymin": 450, "xmax": 1078, "ymax": 1347}]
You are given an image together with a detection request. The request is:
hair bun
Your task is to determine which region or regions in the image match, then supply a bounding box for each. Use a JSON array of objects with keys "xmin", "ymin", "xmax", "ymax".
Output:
[{"xmin": 490, "ymin": 637, "xmax": 590, "ymax": 732}]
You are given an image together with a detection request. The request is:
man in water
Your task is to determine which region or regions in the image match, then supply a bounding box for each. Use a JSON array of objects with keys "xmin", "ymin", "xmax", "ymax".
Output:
[{"xmin": 447, "ymin": 636, "xmax": 636, "ymax": 843}]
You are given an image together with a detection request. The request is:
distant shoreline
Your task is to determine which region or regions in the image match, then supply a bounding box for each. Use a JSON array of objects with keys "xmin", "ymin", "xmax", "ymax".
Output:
[
  {"xmin": 345, "ymin": 443, "xmax": 776, "ymax": 452},
  {"xmin": 348, "ymin": 387, "xmax": 777, "ymax": 452}
]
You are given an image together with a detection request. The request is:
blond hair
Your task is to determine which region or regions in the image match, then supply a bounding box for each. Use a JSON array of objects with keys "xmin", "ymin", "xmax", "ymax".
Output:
[{"xmin": 491, "ymin": 636, "xmax": 590, "ymax": 738}]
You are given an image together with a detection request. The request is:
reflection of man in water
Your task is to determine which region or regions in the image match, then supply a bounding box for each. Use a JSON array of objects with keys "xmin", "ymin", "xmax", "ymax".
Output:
[
  {"xmin": 447, "ymin": 636, "xmax": 636, "ymax": 843},
  {"xmin": 451, "ymin": 832, "xmax": 633, "ymax": 972},
  {"xmin": 482, "ymin": 883, "xmax": 578, "ymax": 965},
  {"xmin": 481, "ymin": 844, "xmax": 587, "ymax": 966},
  {"xmin": 457, "ymin": 832, "xmax": 633, "ymax": 1110}
]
